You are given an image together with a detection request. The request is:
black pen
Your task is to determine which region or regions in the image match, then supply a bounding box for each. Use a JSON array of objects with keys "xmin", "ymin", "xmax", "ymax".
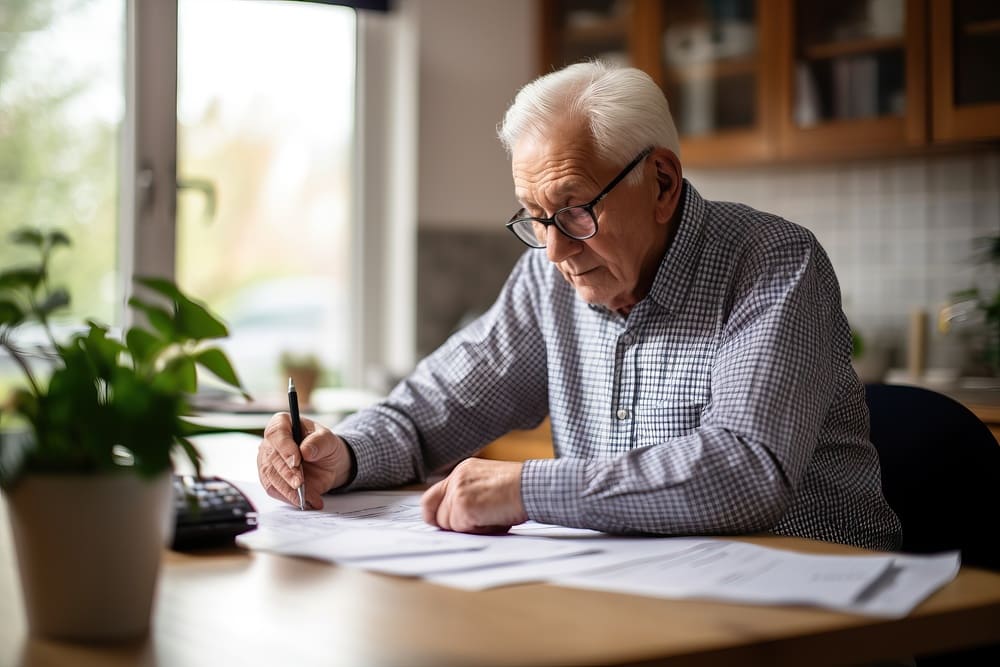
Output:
[{"xmin": 288, "ymin": 377, "xmax": 306, "ymax": 510}]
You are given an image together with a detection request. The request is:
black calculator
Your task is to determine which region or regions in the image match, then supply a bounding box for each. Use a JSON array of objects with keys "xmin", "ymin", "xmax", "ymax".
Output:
[{"xmin": 170, "ymin": 475, "xmax": 257, "ymax": 551}]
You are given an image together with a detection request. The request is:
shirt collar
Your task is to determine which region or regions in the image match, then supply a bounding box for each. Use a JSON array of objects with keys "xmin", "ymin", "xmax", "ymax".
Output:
[
  {"xmin": 644, "ymin": 179, "xmax": 707, "ymax": 315},
  {"xmin": 585, "ymin": 179, "xmax": 707, "ymax": 319}
]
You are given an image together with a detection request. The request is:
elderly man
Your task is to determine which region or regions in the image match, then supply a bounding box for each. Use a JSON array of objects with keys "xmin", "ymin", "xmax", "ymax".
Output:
[{"xmin": 257, "ymin": 62, "xmax": 901, "ymax": 550}]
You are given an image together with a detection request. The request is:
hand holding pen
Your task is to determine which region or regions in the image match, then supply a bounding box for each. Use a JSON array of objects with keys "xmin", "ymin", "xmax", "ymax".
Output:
[
  {"xmin": 287, "ymin": 377, "xmax": 306, "ymax": 510},
  {"xmin": 256, "ymin": 388, "xmax": 355, "ymax": 510}
]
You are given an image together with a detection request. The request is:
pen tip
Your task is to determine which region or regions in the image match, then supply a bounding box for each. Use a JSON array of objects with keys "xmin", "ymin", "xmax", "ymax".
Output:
[{"xmin": 288, "ymin": 377, "xmax": 296, "ymax": 392}]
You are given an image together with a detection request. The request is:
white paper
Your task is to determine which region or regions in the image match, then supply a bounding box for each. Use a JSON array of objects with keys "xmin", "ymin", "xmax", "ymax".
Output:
[
  {"xmin": 848, "ymin": 552, "xmax": 961, "ymax": 618},
  {"xmin": 236, "ymin": 490, "xmax": 491, "ymax": 559},
  {"xmin": 263, "ymin": 527, "xmax": 484, "ymax": 562},
  {"xmin": 359, "ymin": 536, "xmax": 598, "ymax": 577},
  {"xmin": 553, "ymin": 540, "xmax": 894, "ymax": 609},
  {"xmin": 231, "ymin": 486, "xmax": 960, "ymax": 617},
  {"xmin": 428, "ymin": 540, "xmax": 703, "ymax": 590}
]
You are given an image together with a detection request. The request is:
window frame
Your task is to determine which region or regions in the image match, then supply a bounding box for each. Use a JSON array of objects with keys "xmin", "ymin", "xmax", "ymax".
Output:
[{"xmin": 125, "ymin": 0, "xmax": 416, "ymax": 390}]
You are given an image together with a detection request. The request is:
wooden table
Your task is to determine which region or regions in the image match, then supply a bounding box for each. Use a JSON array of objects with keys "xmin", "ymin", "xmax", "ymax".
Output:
[{"xmin": 2, "ymin": 436, "xmax": 999, "ymax": 667}]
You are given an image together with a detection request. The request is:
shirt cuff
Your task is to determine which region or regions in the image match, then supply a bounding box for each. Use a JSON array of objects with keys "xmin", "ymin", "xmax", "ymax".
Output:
[
  {"xmin": 331, "ymin": 437, "xmax": 359, "ymax": 491},
  {"xmin": 334, "ymin": 429, "xmax": 386, "ymax": 491},
  {"xmin": 521, "ymin": 457, "xmax": 589, "ymax": 526}
]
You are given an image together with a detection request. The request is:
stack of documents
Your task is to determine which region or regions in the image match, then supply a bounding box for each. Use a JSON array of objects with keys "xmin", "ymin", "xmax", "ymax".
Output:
[{"xmin": 234, "ymin": 486, "xmax": 959, "ymax": 618}]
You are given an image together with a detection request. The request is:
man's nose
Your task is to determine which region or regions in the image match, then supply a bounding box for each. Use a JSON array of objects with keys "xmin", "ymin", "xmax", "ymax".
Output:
[{"xmin": 546, "ymin": 224, "xmax": 581, "ymax": 263}]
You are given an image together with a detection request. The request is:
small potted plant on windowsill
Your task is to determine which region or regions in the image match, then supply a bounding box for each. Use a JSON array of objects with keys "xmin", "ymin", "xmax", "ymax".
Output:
[
  {"xmin": 279, "ymin": 351, "xmax": 322, "ymax": 408},
  {"xmin": 0, "ymin": 228, "xmax": 250, "ymax": 642}
]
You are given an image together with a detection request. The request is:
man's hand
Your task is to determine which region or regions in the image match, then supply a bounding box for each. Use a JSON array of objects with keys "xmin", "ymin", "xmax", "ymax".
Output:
[
  {"xmin": 257, "ymin": 413, "xmax": 352, "ymax": 510},
  {"xmin": 420, "ymin": 458, "xmax": 528, "ymax": 534}
]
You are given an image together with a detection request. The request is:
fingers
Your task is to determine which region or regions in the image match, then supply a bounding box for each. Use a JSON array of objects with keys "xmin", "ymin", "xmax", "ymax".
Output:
[
  {"xmin": 264, "ymin": 482, "xmax": 295, "ymax": 506},
  {"xmin": 264, "ymin": 412, "xmax": 312, "ymax": 468},
  {"xmin": 299, "ymin": 428, "xmax": 336, "ymax": 463},
  {"xmin": 421, "ymin": 479, "xmax": 447, "ymax": 529},
  {"xmin": 419, "ymin": 459, "xmax": 526, "ymax": 534},
  {"xmin": 258, "ymin": 414, "xmax": 348, "ymax": 510},
  {"xmin": 422, "ymin": 478, "xmax": 508, "ymax": 533},
  {"xmin": 258, "ymin": 412, "xmax": 306, "ymax": 507},
  {"xmin": 302, "ymin": 430, "xmax": 353, "ymax": 491},
  {"xmin": 259, "ymin": 447, "xmax": 300, "ymax": 505}
]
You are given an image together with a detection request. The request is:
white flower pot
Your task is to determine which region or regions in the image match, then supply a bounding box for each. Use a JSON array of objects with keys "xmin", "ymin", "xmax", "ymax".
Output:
[{"xmin": 6, "ymin": 471, "xmax": 174, "ymax": 641}]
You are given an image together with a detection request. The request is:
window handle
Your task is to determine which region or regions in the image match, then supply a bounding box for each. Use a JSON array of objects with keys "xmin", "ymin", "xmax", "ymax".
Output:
[{"xmin": 177, "ymin": 177, "xmax": 218, "ymax": 225}]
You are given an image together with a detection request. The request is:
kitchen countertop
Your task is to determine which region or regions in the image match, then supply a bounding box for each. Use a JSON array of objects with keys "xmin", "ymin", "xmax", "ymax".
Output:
[{"xmin": 880, "ymin": 374, "xmax": 1000, "ymax": 442}]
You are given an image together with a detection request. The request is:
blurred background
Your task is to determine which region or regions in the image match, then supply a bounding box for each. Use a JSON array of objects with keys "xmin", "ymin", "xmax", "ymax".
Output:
[{"xmin": 1, "ymin": 0, "xmax": 998, "ymax": 420}]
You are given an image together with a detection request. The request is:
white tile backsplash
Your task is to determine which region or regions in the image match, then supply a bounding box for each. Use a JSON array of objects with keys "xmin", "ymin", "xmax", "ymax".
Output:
[{"xmin": 688, "ymin": 149, "xmax": 1000, "ymax": 371}]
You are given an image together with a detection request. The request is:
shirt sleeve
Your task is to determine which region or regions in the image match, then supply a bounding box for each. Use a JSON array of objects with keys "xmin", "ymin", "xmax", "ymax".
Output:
[
  {"xmin": 336, "ymin": 252, "xmax": 550, "ymax": 490},
  {"xmin": 521, "ymin": 226, "xmax": 842, "ymax": 535}
]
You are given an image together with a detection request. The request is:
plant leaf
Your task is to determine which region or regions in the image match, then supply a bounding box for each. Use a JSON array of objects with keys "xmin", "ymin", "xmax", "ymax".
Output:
[
  {"xmin": 162, "ymin": 355, "xmax": 197, "ymax": 394},
  {"xmin": 0, "ymin": 267, "xmax": 44, "ymax": 291},
  {"xmin": 126, "ymin": 327, "xmax": 166, "ymax": 366},
  {"xmin": 134, "ymin": 276, "xmax": 228, "ymax": 341},
  {"xmin": 0, "ymin": 299, "xmax": 24, "ymax": 326},
  {"xmin": 174, "ymin": 298, "xmax": 228, "ymax": 340},
  {"xmin": 9, "ymin": 228, "xmax": 44, "ymax": 247},
  {"xmin": 128, "ymin": 296, "xmax": 177, "ymax": 340},
  {"xmin": 81, "ymin": 321, "xmax": 125, "ymax": 375},
  {"xmin": 37, "ymin": 288, "xmax": 70, "ymax": 317},
  {"xmin": 133, "ymin": 276, "xmax": 183, "ymax": 300},
  {"xmin": 46, "ymin": 230, "xmax": 71, "ymax": 248},
  {"xmin": 175, "ymin": 436, "xmax": 203, "ymax": 478},
  {"xmin": 195, "ymin": 347, "xmax": 250, "ymax": 397},
  {"xmin": 178, "ymin": 418, "xmax": 263, "ymax": 438}
]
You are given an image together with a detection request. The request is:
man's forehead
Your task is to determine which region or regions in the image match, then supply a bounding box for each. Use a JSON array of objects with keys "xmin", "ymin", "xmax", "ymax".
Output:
[{"xmin": 511, "ymin": 136, "xmax": 604, "ymax": 200}]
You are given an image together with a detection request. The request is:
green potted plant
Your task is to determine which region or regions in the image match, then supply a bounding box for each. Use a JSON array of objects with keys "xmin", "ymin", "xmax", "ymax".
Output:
[
  {"xmin": 941, "ymin": 235, "xmax": 1000, "ymax": 378},
  {"xmin": 0, "ymin": 228, "xmax": 249, "ymax": 641}
]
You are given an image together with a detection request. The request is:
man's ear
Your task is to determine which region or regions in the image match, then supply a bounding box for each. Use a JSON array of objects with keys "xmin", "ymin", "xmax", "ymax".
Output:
[{"xmin": 652, "ymin": 148, "xmax": 682, "ymax": 225}]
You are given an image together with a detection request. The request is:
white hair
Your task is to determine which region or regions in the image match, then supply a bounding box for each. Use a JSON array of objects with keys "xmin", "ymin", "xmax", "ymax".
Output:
[{"xmin": 497, "ymin": 61, "xmax": 680, "ymax": 185}]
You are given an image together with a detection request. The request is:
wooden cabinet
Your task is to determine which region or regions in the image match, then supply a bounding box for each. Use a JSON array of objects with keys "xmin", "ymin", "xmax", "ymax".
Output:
[
  {"xmin": 776, "ymin": 0, "xmax": 928, "ymax": 160},
  {"xmin": 655, "ymin": 0, "xmax": 780, "ymax": 165},
  {"xmin": 477, "ymin": 419, "xmax": 554, "ymax": 461},
  {"xmin": 538, "ymin": 0, "xmax": 1000, "ymax": 165},
  {"xmin": 930, "ymin": 0, "xmax": 1000, "ymax": 141},
  {"xmin": 540, "ymin": 0, "xmax": 777, "ymax": 166}
]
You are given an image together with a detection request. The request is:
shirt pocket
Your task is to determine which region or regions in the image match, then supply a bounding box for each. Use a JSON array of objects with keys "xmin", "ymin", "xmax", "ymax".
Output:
[
  {"xmin": 634, "ymin": 359, "xmax": 712, "ymax": 444},
  {"xmin": 635, "ymin": 398, "xmax": 706, "ymax": 444}
]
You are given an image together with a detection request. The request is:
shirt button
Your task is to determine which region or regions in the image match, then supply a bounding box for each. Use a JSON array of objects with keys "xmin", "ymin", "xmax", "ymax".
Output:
[
  {"xmin": 620, "ymin": 332, "xmax": 634, "ymax": 346},
  {"xmin": 616, "ymin": 408, "xmax": 630, "ymax": 420}
]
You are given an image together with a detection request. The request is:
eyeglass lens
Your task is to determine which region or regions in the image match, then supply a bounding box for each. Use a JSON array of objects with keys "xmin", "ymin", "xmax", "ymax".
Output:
[{"xmin": 513, "ymin": 206, "xmax": 596, "ymax": 247}]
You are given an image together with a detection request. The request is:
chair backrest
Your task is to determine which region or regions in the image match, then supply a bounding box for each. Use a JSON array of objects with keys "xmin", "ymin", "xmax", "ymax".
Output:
[{"xmin": 864, "ymin": 383, "xmax": 1000, "ymax": 571}]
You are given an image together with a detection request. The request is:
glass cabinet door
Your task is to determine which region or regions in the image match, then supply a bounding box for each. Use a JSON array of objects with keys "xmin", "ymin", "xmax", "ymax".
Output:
[
  {"xmin": 540, "ymin": 0, "xmax": 635, "ymax": 72},
  {"xmin": 538, "ymin": 0, "xmax": 774, "ymax": 166},
  {"xmin": 778, "ymin": 0, "xmax": 927, "ymax": 158},
  {"xmin": 931, "ymin": 0, "xmax": 1000, "ymax": 141},
  {"xmin": 659, "ymin": 0, "xmax": 758, "ymax": 137},
  {"xmin": 657, "ymin": 0, "xmax": 775, "ymax": 165}
]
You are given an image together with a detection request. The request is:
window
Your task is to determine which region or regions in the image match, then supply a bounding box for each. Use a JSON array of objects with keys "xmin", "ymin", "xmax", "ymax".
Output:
[
  {"xmin": 176, "ymin": 0, "xmax": 356, "ymax": 399},
  {"xmin": 0, "ymin": 0, "xmax": 124, "ymax": 390},
  {"xmin": 2, "ymin": 0, "xmax": 416, "ymax": 402}
]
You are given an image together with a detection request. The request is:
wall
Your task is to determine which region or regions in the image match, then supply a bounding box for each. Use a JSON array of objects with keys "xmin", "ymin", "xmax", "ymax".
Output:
[
  {"xmin": 413, "ymin": 3, "xmax": 1000, "ymax": 375},
  {"xmin": 414, "ymin": 0, "xmax": 538, "ymax": 354},
  {"xmin": 688, "ymin": 150, "xmax": 1000, "ymax": 376},
  {"xmin": 415, "ymin": 0, "xmax": 536, "ymax": 230}
]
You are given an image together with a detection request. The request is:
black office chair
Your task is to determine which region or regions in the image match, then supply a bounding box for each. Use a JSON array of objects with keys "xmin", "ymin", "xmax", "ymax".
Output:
[
  {"xmin": 865, "ymin": 383, "xmax": 1000, "ymax": 666},
  {"xmin": 865, "ymin": 383, "xmax": 1000, "ymax": 570}
]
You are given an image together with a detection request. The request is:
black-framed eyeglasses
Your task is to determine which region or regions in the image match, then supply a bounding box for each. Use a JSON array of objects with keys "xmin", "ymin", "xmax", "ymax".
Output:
[{"xmin": 505, "ymin": 146, "xmax": 653, "ymax": 249}]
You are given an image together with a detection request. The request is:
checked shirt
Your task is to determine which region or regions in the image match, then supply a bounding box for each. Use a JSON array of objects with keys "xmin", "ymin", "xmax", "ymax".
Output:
[{"xmin": 337, "ymin": 181, "xmax": 902, "ymax": 550}]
